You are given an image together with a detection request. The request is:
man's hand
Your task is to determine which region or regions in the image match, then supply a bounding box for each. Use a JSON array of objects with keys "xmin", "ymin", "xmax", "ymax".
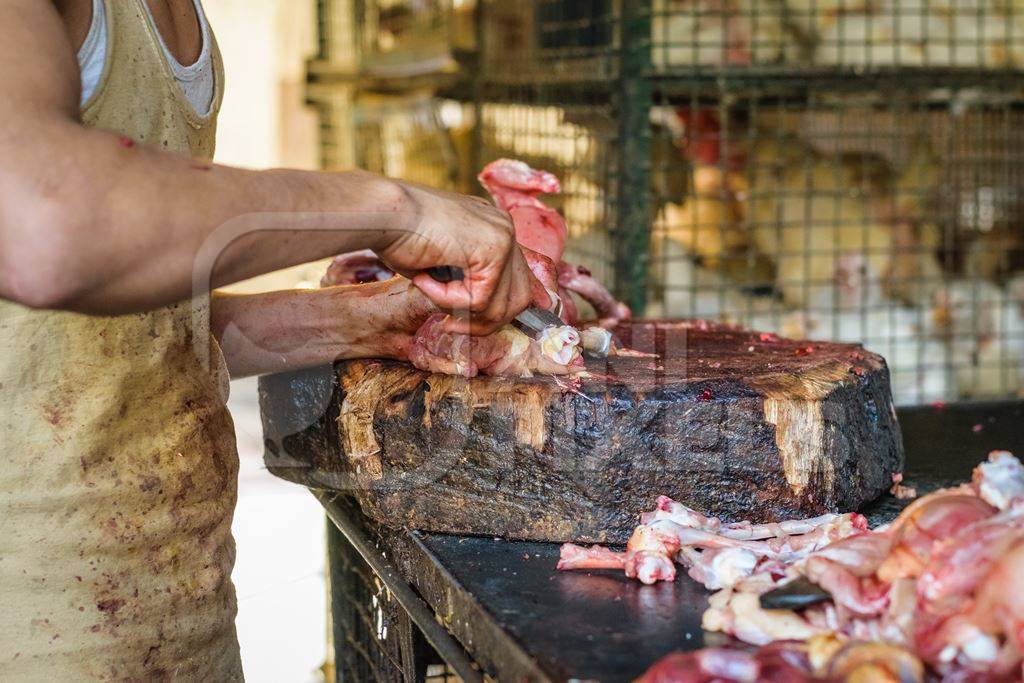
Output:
[
  {"xmin": 375, "ymin": 180, "xmax": 542, "ymax": 336},
  {"xmin": 212, "ymin": 276, "xmax": 437, "ymax": 378}
]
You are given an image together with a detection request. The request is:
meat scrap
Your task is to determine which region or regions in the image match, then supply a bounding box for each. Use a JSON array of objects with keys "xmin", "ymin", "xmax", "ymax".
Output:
[
  {"xmin": 558, "ymin": 496, "xmax": 866, "ymax": 589},
  {"xmin": 889, "ymin": 473, "xmax": 917, "ymax": 500},
  {"xmin": 636, "ymin": 644, "xmax": 813, "ymax": 683},
  {"xmin": 321, "ymin": 250, "xmax": 395, "ymax": 286},
  {"xmin": 638, "ymin": 638, "xmax": 928, "ymax": 683},
  {"xmin": 591, "ymin": 451, "xmax": 1024, "ymax": 682}
]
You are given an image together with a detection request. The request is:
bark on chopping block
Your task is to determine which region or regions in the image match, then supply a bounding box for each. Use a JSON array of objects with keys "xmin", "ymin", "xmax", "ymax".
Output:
[{"xmin": 259, "ymin": 320, "xmax": 904, "ymax": 544}]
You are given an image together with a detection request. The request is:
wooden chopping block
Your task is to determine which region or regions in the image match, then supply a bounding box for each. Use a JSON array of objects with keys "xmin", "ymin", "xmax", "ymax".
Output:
[{"xmin": 259, "ymin": 320, "xmax": 903, "ymax": 544}]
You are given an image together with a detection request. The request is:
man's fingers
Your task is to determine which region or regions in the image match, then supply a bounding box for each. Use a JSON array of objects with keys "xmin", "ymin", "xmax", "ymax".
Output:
[
  {"xmin": 477, "ymin": 261, "xmax": 513, "ymax": 323},
  {"xmin": 413, "ymin": 274, "xmax": 507, "ymax": 335},
  {"xmin": 510, "ymin": 250, "xmax": 550, "ymax": 311},
  {"xmin": 411, "ymin": 274, "xmax": 473, "ymax": 311}
]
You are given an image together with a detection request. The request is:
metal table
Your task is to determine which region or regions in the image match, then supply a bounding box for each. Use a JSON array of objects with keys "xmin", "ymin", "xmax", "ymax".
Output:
[{"xmin": 310, "ymin": 400, "xmax": 1024, "ymax": 683}]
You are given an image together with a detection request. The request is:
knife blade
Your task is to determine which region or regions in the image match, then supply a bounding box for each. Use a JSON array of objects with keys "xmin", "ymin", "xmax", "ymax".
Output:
[
  {"xmin": 758, "ymin": 576, "xmax": 832, "ymax": 611},
  {"xmin": 509, "ymin": 306, "xmax": 567, "ymax": 338}
]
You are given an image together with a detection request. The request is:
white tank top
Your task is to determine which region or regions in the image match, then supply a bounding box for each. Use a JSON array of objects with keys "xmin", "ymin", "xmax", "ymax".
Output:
[{"xmin": 77, "ymin": 0, "xmax": 215, "ymax": 116}]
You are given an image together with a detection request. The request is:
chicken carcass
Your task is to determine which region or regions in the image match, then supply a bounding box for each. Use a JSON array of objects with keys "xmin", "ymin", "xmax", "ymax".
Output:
[
  {"xmin": 478, "ymin": 159, "xmax": 631, "ymax": 328},
  {"xmin": 406, "ymin": 313, "xmax": 583, "ymax": 378},
  {"xmin": 319, "ymin": 246, "xmax": 582, "ymax": 378}
]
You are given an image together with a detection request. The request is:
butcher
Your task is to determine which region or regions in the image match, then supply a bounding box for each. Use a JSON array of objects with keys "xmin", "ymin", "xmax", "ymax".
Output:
[{"xmin": 0, "ymin": 1, "xmax": 546, "ymax": 679}]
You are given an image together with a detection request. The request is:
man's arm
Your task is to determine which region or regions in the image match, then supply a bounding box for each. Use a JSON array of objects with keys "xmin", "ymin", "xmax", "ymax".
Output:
[
  {"xmin": 210, "ymin": 279, "xmax": 435, "ymax": 378},
  {"xmin": 0, "ymin": 0, "xmax": 534, "ymax": 334}
]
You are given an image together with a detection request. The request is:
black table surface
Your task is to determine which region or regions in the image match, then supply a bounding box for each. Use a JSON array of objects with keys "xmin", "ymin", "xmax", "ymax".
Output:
[{"xmin": 399, "ymin": 401, "xmax": 1024, "ymax": 683}]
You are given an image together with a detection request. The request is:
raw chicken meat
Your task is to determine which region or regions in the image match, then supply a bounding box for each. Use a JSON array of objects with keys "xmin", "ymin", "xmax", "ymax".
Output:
[
  {"xmin": 321, "ymin": 250, "xmax": 395, "ymax": 286},
  {"xmin": 407, "ymin": 313, "xmax": 581, "ymax": 377},
  {"xmin": 594, "ymin": 451, "xmax": 1024, "ymax": 681},
  {"xmin": 558, "ymin": 495, "xmax": 867, "ymax": 588},
  {"xmin": 556, "ymin": 261, "xmax": 631, "ymax": 328},
  {"xmin": 477, "ymin": 159, "xmax": 564, "ymax": 262},
  {"xmin": 478, "ymin": 159, "xmax": 631, "ymax": 329},
  {"xmin": 319, "ymin": 248, "xmax": 580, "ymax": 377},
  {"xmin": 636, "ymin": 644, "xmax": 812, "ymax": 683},
  {"xmin": 639, "ymin": 631, "xmax": 928, "ymax": 681}
]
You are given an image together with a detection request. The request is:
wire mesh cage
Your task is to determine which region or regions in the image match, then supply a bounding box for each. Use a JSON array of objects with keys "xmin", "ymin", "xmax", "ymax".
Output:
[
  {"xmin": 314, "ymin": 0, "xmax": 459, "ymax": 77},
  {"xmin": 309, "ymin": 0, "xmax": 1024, "ymax": 411},
  {"xmin": 477, "ymin": 94, "xmax": 621, "ymax": 288},
  {"xmin": 478, "ymin": 0, "xmax": 621, "ymax": 82},
  {"xmin": 309, "ymin": 86, "xmax": 475, "ymax": 191},
  {"xmin": 356, "ymin": 0, "xmax": 457, "ymax": 77},
  {"xmin": 327, "ymin": 511, "xmax": 465, "ymax": 682},
  {"xmin": 649, "ymin": 0, "xmax": 1024, "ymax": 73},
  {"xmin": 475, "ymin": 0, "xmax": 1024, "ymax": 79},
  {"xmin": 648, "ymin": 89, "xmax": 1024, "ymax": 405}
]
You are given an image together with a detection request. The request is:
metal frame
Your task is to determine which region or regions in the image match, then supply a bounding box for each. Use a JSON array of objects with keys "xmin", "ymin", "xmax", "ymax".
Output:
[
  {"xmin": 320, "ymin": 491, "xmax": 483, "ymax": 682},
  {"xmin": 319, "ymin": 491, "xmax": 556, "ymax": 682}
]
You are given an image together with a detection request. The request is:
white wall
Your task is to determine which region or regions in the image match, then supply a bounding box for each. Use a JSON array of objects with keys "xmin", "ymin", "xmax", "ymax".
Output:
[{"xmin": 205, "ymin": 0, "xmax": 319, "ymax": 171}]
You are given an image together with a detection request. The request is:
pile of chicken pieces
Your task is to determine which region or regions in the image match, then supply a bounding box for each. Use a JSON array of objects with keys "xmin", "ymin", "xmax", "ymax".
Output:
[
  {"xmin": 560, "ymin": 450, "xmax": 1024, "ymax": 681},
  {"xmin": 321, "ymin": 159, "xmax": 629, "ymax": 378}
]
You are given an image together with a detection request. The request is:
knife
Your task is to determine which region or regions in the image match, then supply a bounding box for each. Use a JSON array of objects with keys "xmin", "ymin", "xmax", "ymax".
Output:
[
  {"xmin": 425, "ymin": 265, "xmax": 567, "ymax": 339},
  {"xmin": 758, "ymin": 576, "xmax": 832, "ymax": 611}
]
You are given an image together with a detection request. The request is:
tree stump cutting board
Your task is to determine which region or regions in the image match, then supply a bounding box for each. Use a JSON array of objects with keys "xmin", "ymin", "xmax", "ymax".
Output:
[{"xmin": 259, "ymin": 320, "xmax": 903, "ymax": 544}]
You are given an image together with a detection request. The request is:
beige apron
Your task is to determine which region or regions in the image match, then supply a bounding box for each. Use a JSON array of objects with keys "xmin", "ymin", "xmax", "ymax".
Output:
[{"xmin": 0, "ymin": 1, "xmax": 244, "ymax": 680}]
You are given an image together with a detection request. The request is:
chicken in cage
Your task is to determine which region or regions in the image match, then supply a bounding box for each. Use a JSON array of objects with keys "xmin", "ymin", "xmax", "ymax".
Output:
[
  {"xmin": 650, "ymin": 0, "xmax": 1024, "ymax": 69},
  {"xmin": 650, "ymin": 99, "xmax": 1024, "ymax": 404}
]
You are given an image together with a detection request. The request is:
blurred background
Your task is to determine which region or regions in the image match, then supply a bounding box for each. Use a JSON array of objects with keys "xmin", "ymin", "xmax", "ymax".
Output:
[{"xmin": 205, "ymin": 0, "xmax": 1024, "ymax": 680}]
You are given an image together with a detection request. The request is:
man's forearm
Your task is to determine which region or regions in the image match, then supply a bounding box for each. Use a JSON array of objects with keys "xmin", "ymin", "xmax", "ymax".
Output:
[
  {"xmin": 1, "ymin": 0, "xmax": 535, "ymax": 334},
  {"xmin": 3, "ymin": 116, "xmax": 417, "ymax": 313},
  {"xmin": 211, "ymin": 278, "xmax": 434, "ymax": 378}
]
